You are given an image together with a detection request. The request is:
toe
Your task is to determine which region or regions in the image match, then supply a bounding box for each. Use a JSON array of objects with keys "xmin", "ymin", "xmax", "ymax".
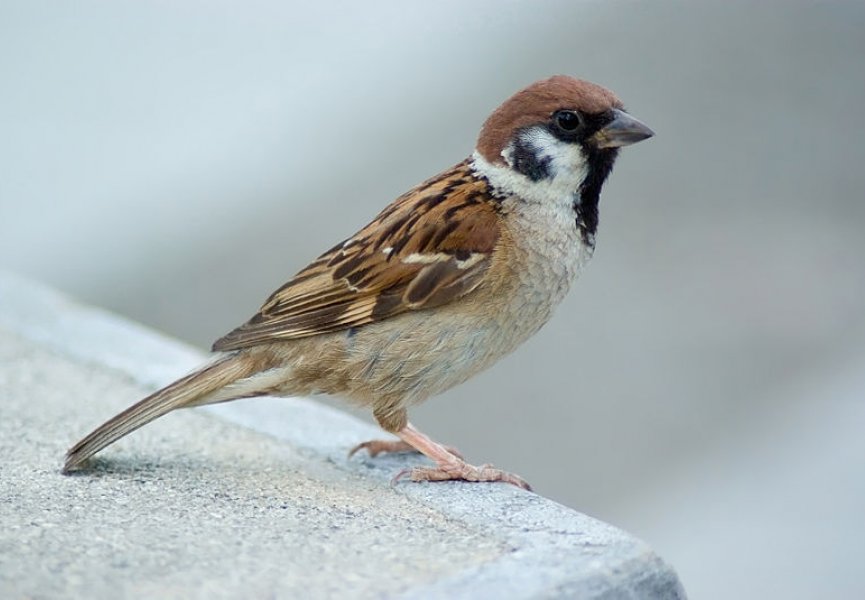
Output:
[
  {"xmin": 348, "ymin": 439, "xmax": 417, "ymax": 459},
  {"xmin": 396, "ymin": 462, "xmax": 532, "ymax": 490}
]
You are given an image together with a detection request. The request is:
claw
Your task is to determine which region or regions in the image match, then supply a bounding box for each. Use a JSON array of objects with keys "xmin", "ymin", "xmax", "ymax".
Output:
[
  {"xmin": 391, "ymin": 468, "xmax": 412, "ymax": 486},
  {"xmin": 395, "ymin": 461, "xmax": 532, "ymax": 491},
  {"xmin": 350, "ymin": 422, "xmax": 525, "ymax": 489},
  {"xmin": 348, "ymin": 439, "xmax": 414, "ymax": 459}
]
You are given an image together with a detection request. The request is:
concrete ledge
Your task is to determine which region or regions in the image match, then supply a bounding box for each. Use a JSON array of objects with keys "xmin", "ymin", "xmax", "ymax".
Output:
[{"xmin": 0, "ymin": 272, "xmax": 686, "ymax": 599}]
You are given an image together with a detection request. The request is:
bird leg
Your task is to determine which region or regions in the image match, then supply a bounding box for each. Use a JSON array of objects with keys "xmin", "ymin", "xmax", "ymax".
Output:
[
  {"xmin": 349, "ymin": 436, "xmax": 464, "ymax": 460},
  {"xmin": 353, "ymin": 422, "xmax": 530, "ymax": 490}
]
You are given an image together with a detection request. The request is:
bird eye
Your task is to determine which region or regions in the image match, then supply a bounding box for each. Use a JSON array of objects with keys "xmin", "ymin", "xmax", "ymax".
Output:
[{"xmin": 553, "ymin": 110, "xmax": 582, "ymax": 133}]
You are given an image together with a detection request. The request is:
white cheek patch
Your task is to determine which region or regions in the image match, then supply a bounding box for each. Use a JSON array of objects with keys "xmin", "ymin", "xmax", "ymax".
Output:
[
  {"xmin": 471, "ymin": 138, "xmax": 588, "ymax": 210},
  {"xmin": 510, "ymin": 127, "xmax": 585, "ymax": 183}
]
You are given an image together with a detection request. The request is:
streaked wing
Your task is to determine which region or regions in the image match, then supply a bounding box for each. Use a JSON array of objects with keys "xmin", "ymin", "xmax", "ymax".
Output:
[{"xmin": 212, "ymin": 160, "xmax": 500, "ymax": 351}]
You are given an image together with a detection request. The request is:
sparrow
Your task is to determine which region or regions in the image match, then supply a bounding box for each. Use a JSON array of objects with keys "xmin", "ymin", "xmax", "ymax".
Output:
[{"xmin": 63, "ymin": 75, "xmax": 653, "ymax": 490}]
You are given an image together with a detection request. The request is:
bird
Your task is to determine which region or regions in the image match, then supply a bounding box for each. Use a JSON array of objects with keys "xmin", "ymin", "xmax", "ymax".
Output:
[{"xmin": 63, "ymin": 75, "xmax": 653, "ymax": 490}]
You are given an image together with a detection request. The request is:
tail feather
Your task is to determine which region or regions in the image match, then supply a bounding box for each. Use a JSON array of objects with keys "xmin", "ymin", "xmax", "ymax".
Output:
[{"xmin": 63, "ymin": 354, "xmax": 257, "ymax": 473}]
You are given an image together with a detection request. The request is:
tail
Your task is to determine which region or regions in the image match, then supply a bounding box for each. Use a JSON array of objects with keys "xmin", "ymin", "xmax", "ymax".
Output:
[{"xmin": 63, "ymin": 353, "xmax": 259, "ymax": 473}]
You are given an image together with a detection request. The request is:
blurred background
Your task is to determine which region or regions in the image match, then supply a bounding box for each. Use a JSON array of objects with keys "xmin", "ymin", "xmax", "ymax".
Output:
[{"xmin": 2, "ymin": 1, "xmax": 864, "ymax": 597}]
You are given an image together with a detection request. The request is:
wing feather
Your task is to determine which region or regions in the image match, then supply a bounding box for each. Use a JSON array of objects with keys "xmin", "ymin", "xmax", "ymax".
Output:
[{"xmin": 212, "ymin": 161, "xmax": 500, "ymax": 351}]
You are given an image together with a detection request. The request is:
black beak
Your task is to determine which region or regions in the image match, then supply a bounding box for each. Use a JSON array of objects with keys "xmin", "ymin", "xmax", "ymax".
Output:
[{"xmin": 592, "ymin": 108, "xmax": 654, "ymax": 148}]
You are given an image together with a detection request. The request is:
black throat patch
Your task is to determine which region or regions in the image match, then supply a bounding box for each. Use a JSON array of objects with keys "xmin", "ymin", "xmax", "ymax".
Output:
[{"xmin": 574, "ymin": 146, "xmax": 618, "ymax": 246}]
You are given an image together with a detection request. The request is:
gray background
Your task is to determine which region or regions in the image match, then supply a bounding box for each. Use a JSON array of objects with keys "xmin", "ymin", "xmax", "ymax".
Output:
[{"xmin": 2, "ymin": 1, "xmax": 864, "ymax": 598}]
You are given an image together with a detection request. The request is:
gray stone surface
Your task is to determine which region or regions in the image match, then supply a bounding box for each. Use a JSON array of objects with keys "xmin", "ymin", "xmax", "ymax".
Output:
[{"xmin": 0, "ymin": 273, "xmax": 685, "ymax": 599}]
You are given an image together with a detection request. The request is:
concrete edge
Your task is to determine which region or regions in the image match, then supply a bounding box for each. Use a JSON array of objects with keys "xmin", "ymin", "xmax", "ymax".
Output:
[{"xmin": 0, "ymin": 271, "xmax": 686, "ymax": 599}]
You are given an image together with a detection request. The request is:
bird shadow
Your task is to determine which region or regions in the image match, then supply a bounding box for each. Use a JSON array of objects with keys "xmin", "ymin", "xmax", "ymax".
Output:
[{"xmin": 60, "ymin": 454, "xmax": 225, "ymax": 479}]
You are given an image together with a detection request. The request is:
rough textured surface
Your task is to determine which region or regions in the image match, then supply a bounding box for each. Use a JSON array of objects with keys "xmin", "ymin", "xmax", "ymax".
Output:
[{"xmin": 0, "ymin": 273, "xmax": 686, "ymax": 599}]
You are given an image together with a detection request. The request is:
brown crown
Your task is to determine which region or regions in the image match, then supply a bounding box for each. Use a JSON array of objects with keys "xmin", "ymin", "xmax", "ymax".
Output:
[{"xmin": 476, "ymin": 75, "xmax": 623, "ymax": 164}]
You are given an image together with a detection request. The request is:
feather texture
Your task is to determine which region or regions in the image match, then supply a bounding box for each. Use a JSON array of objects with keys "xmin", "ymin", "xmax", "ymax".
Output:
[{"xmin": 212, "ymin": 161, "xmax": 501, "ymax": 351}]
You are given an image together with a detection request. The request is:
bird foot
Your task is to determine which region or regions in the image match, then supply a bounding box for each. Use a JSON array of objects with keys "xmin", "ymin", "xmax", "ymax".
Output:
[
  {"xmin": 350, "ymin": 423, "xmax": 525, "ymax": 489},
  {"xmin": 394, "ymin": 461, "xmax": 531, "ymax": 491},
  {"xmin": 349, "ymin": 439, "xmax": 463, "ymax": 460},
  {"xmin": 348, "ymin": 439, "xmax": 414, "ymax": 458}
]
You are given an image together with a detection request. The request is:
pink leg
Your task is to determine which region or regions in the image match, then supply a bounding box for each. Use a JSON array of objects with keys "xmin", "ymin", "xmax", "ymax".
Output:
[
  {"xmin": 349, "ymin": 434, "xmax": 463, "ymax": 460},
  {"xmin": 392, "ymin": 423, "xmax": 531, "ymax": 490}
]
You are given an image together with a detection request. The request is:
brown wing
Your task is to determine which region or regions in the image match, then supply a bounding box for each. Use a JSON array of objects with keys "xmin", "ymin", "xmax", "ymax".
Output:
[{"xmin": 212, "ymin": 161, "xmax": 500, "ymax": 352}]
